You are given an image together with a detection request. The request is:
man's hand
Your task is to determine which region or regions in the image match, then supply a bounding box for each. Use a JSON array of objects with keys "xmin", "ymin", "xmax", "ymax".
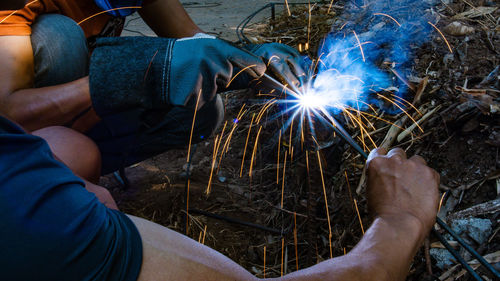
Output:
[{"xmin": 366, "ymin": 147, "xmax": 440, "ymax": 238}]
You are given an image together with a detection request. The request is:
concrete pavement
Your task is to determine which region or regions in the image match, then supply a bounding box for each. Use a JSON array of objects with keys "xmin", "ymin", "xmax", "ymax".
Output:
[{"xmin": 121, "ymin": 1, "xmax": 303, "ymax": 41}]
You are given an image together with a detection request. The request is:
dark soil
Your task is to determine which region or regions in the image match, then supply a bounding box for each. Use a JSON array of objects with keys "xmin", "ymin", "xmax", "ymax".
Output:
[{"xmin": 105, "ymin": 1, "xmax": 499, "ymax": 280}]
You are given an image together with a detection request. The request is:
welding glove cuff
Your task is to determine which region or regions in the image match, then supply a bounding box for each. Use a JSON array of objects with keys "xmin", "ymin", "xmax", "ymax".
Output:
[
  {"xmin": 243, "ymin": 43, "xmax": 308, "ymax": 88},
  {"xmin": 89, "ymin": 36, "xmax": 266, "ymax": 117}
]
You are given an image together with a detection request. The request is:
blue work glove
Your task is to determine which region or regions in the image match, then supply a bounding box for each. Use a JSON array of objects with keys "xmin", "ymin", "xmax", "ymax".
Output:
[
  {"xmin": 89, "ymin": 35, "xmax": 266, "ymax": 117},
  {"xmin": 244, "ymin": 43, "xmax": 308, "ymax": 88}
]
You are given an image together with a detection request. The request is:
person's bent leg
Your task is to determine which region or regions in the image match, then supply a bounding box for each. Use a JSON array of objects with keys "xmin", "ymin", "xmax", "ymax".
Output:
[
  {"xmin": 30, "ymin": 14, "xmax": 89, "ymax": 87},
  {"xmin": 32, "ymin": 126, "xmax": 118, "ymax": 209},
  {"xmin": 33, "ymin": 126, "xmax": 101, "ymax": 183},
  {"xmin": 128, "ymin": 215, "xmax": 257, "ymax": 281},
  {"xmin": 88, "ymin": 95, "xmax": 224, "ymax": 174}
]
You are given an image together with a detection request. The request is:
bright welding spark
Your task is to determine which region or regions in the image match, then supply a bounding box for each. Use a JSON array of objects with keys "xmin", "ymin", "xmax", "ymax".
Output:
[
  {"xmin": 201, "ymin": 225, "xmax": 207, "ymax": 244},
  {"xmin": 218, "ymin": 122, "xmax": 239, "ymax": 170},
  {"xmin": 327, "ymin": 0, "xmax": 335, "ymax": 14},
  {"xmin": 438, "ymin": 192, "xmax": 447, "ymax": 213},
  {"xmin": 263, "ymin": 246, "xmax": 266, "ymax": 278},
  {"xmin": 78, "ymin": 6, "xmax": 142, "ymax": 25},
  {"xmin": 256, "ymin": 99, "xmax": 277, "ymax": 124},
  {"xmin": 240, "ymin": 114, "xmax": 255, "ymax": 178},
  {"xmin": 0, "ymin": 0, "xmax": 39, "ymax": 24},
  {"xmin": 352, "ymin": 31, "xmax": 366, "ymax": 62},
  {"xmin": 206, "ymin": 122, "xmax": 227, "ymax": 194},
  {"xmin": 206, "ymin": 134, "xmax": 219, "ymax": 194},
  {"xmin": 226, "ymin": 64, "xmax": 257, "ymax": 88},
  {"xmin": 317, "ymin": 151, "xmax": 333, "ymax": 259},
  {"xmin": 428, "ymin": 21, "xmax": 453, "ymax": 54},
  {"xmin": 284, "ymin": 0, "xmax": 291, "ymax": 16},
  {"xmin": 377, "ymin": 93, "xmax": 423, "ymax": 132},
  {"xmin": 266, "ymin": 55, "xmax": 281, "ymax": 67},
  {"xmin": 373, "ymin": 13, "xmax": 402, "ymax": 27},
  {"xmin": 187, "ymin": 89, "xmax": 202, "ymax": 163},
  {"xmin": 143, "ymin": 50, "xmax": 159, "ymax": 82},
  {"xmin": 390, "ymin": 94, "xmax": 422, "ymax": 116},
  {"xmin": 354, "ymin": 199, "xmax": 365, "ymax": 234},
  {"xmin": 307, "ymin": 1, "xmax": 312, "ymax": 50},
  {"xmin": 344, "ymin": 171, "xmax": 354, "ymax": 210},
  {"xmin": 277, "ymin": 129, "xmax": 281, "ymax": 184},
  {"xmin": 281, "ymin": 151, "xmax": 288, "ymax": 208},
  {"xmin": 249, "ymin": 126, "xmax": 263, "ymax": 178},
  {"xmin": 297, "ymin": 92, "xmax": 325, "ymax": 109}
]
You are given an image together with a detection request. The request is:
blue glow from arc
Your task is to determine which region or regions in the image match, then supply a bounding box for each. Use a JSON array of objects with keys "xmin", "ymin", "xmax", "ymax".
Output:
[{"xmin": 269, "ymin": 0, "xmax": 436, "ymax": 148}]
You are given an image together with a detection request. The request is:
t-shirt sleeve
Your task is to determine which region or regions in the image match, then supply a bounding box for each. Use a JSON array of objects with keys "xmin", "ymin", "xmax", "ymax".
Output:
[
  {"xmin": 0, "ymin": 5, "xmax": 38, "ymax": 36},
  {"xmin": 0, "ymin": 0, "xmax": 116, "ymax": 38},
  {"xmin": 0, "ymin": 116, "xmax": 142, "ymax": 281}
]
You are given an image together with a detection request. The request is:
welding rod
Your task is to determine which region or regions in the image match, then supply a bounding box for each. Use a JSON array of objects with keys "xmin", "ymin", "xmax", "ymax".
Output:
[
  {"xmin": 247, "ymin": 60, "xmax": 495, "ymax": 278},
  {"xmin": 432, "ymin": 227, "xmax": 483, "ymax": 281},
  {"xmin": 436, "ymin": 217, "xmax": 500, "ymax": 279},
  {"xmin": 242, "ymin": 49, "xmax": 496, "ymax": 279},
  {"xmin": 349, "ymin": 137, "xmax": 499, "ymax": 279}
]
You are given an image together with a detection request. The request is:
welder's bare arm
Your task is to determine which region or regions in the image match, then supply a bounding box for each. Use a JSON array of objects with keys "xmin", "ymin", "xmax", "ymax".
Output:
[
  {"xmin": 139, "ymin": 0, "xmax": 203, "ymax": 38},
  {"xmin": 278, "ymin": 216, "xmax": 424, "ymax": 281},
  {"xmin": 130, "ymin": 213, "xmax": 423, "ymax": 281},
  {"xmin": 0, "ymin": 36, "xmax": 94, "ymax": 132}
]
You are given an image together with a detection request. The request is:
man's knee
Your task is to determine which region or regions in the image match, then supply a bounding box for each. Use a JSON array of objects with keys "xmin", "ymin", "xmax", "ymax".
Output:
[
  {"xmin": 33, "ymin": 126, "xmax": 101, "ymax": 182},
  {"xmin": 31, "ymin": 14, "xmax": 89, "ymax": 87}
]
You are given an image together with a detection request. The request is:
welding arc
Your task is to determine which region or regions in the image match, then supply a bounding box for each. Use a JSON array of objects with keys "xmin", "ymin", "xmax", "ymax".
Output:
[{"xmin": 242, "ymin": 58, "xmax": 368, "ymax": 158}]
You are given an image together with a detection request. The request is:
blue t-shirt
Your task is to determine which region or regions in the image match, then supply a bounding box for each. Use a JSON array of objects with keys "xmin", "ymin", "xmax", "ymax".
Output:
[{"xmin": 0, "ymin": 116, "xmax": 142, "ymax": 281}]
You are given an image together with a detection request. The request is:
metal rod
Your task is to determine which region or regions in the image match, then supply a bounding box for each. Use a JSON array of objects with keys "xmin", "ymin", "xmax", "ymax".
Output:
[
  {"xmin": 189, "ymin": 208, "xmax": 286, "ymax": 235},
  {"xmin": 432, "ymin": 228, "xmax": 483, "ymax": 281},
  {"xmin": 436, "ymin": 217, "xmax": 500, "ymax": 279},
  {"xmin": 344, "ymin": 129, "xmax": 489, "ymax": 279}
]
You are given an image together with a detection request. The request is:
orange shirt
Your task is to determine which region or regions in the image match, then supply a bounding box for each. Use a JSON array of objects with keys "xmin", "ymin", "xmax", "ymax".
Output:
[{"xmin": 0, "ymin": 0, "xmax": 112, "ymax": 38}]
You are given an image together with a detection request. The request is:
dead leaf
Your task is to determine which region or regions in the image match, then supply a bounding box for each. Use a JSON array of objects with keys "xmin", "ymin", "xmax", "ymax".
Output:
[
  {"xmin": 452, "ymin": 6, "xmax": 498, "ymax": 19},
  {"xmin": 444, "ymin": 22, "xmax": 475, "ymax": 36}
]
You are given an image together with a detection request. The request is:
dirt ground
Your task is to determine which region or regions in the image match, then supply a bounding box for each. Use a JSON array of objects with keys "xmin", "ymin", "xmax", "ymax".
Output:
[
  {"xmin": 105, "ymin": 1, "xmax": 499, "ymax": 280},
  {"xmin": 121, "ymin": 0, "xmax": 293, "ymax": 41}
]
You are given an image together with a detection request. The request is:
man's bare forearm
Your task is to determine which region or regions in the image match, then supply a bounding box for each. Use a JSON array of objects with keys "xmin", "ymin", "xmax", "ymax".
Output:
[
  {"xmin": 2, "ymin": 77, "xmax": 93, "ymax": 131},
  {"xmin": 277, "ymin": 215, "xmax": 423, "ymax": 281},
  {"xmin": 139, "ymin": 0, "xmax": 203, "ymax": 38}
]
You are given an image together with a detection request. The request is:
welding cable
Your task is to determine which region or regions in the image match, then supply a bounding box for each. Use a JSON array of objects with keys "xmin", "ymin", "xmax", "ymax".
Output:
[
  {"xmin": 237, "ymin": 4, "xmax": 497, "ymax": 278},
  {"xmin": 432, "ymin": 227, "xmax": 483, "ymax": 281},
  {"xmin": 188, "ymin": 208, "xmax": 287, "ymax": 235},
  {"xmin": 236, "ymin": 1, "xmax": 328, "ymax": 44},
  {"xmin": 436, "ymin": 217, "xmax": 500, "ymax": 279}
]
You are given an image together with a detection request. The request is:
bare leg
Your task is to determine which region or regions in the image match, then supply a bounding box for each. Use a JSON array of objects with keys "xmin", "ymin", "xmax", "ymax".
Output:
[{"xmin": 128, "ymin": 215, "xmax": 258, "ymax": 281}]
